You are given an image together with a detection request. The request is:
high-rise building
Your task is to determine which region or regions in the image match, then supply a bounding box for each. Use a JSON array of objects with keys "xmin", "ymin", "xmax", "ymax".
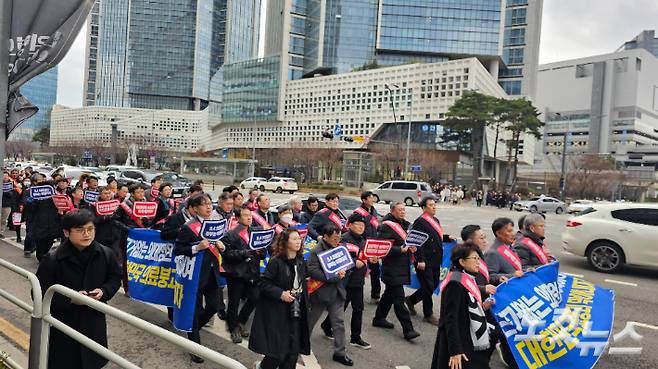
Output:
[
  {"xmin": 619, "ymin": 30, "xmax": 658, "ymax": 58},
  {"xmin": 265, "ymin": 0, "xmax": 543, "ymax": 98},
  {"xmin": 84, "ymin": 0, "xmax": 261, "ymax": 110},
  {"xmin": 11, "ymin": 67, "xmax": 58, "ymax": 141}
]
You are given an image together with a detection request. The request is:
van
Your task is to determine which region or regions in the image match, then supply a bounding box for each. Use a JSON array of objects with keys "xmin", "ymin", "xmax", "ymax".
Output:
[{"xmin": 371, "ymin": 181, "xmax": 435, "ymax": 206}]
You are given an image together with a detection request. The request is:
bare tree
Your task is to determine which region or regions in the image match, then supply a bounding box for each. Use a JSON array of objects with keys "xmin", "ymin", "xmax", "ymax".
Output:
[{"xmin": 566, "ymin": 155, "xmax": 625, "ymax": 199}]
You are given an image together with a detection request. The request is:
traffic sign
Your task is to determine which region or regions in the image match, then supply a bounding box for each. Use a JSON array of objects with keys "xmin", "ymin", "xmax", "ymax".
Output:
[
  {"xmin": 410, "ymin": 165, "xmax": 422, "ymax": 173},
  {"xmin": 334, "ymin": 124, "xmax": 343, "ymax": 137}
]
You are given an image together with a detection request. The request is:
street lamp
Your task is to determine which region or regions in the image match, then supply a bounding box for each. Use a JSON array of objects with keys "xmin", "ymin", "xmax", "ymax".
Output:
[
  {"xmin": 557, "ymin": 112, "xmax": 568, "ymax": 199},
  {"xmin": 385, "ymin": 83, "xmax": 401, "ymax": 177}
]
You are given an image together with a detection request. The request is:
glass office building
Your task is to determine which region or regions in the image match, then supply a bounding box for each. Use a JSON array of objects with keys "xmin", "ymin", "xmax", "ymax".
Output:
[
  {"xmin": 85, "ymin": 0, "xmax": 261, "ymax": 110},
  {"xmin": 11, "ymin": 67, "xmax": 58, "ymax": 141}
]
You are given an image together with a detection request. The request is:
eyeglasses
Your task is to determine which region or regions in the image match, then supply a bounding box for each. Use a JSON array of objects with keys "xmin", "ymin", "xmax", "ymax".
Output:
[{"xmin": 72, "ymin": 226, "xmax": 95, "ymax": 235}]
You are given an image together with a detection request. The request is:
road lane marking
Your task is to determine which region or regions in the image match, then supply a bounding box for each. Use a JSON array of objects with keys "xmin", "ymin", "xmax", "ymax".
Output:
[
  {"xmin": 0, "ymin": 317, "xmax": 29, "ymax": 350},
  {"xmin": 631, "ymin": 322, "xmax": 658, "ymax": 331},
  {"xmin": 562, "ymin": 272, "xmax": 584, "ymax": 278},
  {"xmin": 396, "ymin": 366, "xmax": 412, "ymax": 369},
  {"xmin": 604, "ymin": 279, "xmax": 638, "ymax": 287}
]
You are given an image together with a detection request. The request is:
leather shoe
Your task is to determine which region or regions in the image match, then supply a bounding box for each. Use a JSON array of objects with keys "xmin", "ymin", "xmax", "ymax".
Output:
[
  {"xmin": 217, "ymin": 309, "xmax": 227, "ymax": 320},
  {"xmin": 423, "ymin": 315, "xmax": 439, "ymax": 326},
  {"xmin": 190, "ymin": 354, "xmax": 204, "ymax": 363},
  {"xmin": 405, "ymin": 297, "xmax": 417, "ymax": 316},
  {"xmin": 404, "ymin": 330, "xmax": 421, "ymax": 341},
  {"xmin": 372, "ymin": 319, "xmax": 394, "ymax": 329},
  {"xmin": 332, "ymin": 354, "xmax": 354, "ymax": 366},
  {"xmin": 230, "ymin": 329, "xmax": 243, "ymax": 344}
]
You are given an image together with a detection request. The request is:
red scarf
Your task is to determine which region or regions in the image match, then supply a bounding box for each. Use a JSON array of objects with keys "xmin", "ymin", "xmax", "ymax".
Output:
[
  {"xmin": 440, "ymin": 271, "xmax": 483, "ymax": 305},
  {"xmin": 522, "ymin": 237, "xmax": 549, "ymax": 265},
  {"xmin": 421, "ymin": 213, "xmax": 444, "ymax": 240},
  {"xmin": 497, "ymin": 244, "xmax": 522, "ymax": 271}
]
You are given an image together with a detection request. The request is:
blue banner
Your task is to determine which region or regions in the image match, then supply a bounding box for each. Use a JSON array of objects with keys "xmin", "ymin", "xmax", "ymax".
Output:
[
  {"xmin": 84, "ymin": 190, "xmax": 99, "ymax": 203},
  {"xmin": 2, "ymin": 182, "xmax": 12, "ymax": 193},
  {"xmin": 29, "ymin": 185, "xmax": 54, "ymax": 200},
  {"xmin": 201, "ymin": 219, "xmax": 227, "ymax": 241},
  {"xmin": 318, "ymin": 245, "xmax": 355, "ymax": 279},
  {"xmin": 492, "ymin": 262, "xmax": 615, "ymax": 369},
  {"xmin": 406, "ymin": 241, "xmax": 457, "ymax": 294},
  {"xmin": 126, "ymin": 229, "xmax": 175, "ymax": 306},
  {"xmin": 172, "ymin": 251, "xmax": 205, "ymax": 332},
  {"xmin": 405, "ymin": 229, "xmax": 429, "ymax": 247},
  {"xmin": 249, "ymin": 229, "xmax": 276, "ymax": 250}
]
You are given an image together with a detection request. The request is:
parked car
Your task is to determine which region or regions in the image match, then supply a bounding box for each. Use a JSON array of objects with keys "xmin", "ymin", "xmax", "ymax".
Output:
[
  {"xmin": 239, "ymin": 177, "xmax": 267, "ymax": 190},
  {"xmin": 561, "ymin": 203, "xmax": 658, "ymax": 273},
  {"xmin": 567, "ymin": 200, "xmax": 594, "ymax": 214},
  {"xmin": 104, "ymin": 165, "xmax": 138, "ymax": 178},
  {"xmin": 114, "ymin": 169, "xmax": 190, "ymax": 198},
  {"xmin": 49, "ymin": 166, "xmax": 108, "ymax": 188},
  {"xmin": 371, "ymin": 180, "xmax": 434, "ymax": 207},
  {"xmin": 261, "ymin": 177, "xmax": 298, "ymax": 194},
  {"xmin": 513, "ymin": 196, "xmax": 566, "ymax": 214}
]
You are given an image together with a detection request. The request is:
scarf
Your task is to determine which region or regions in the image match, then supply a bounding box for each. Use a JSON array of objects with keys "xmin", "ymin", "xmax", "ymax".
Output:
[{"xmin": 442, "ymin": 271, "xmax": 490, "ymax": 351}]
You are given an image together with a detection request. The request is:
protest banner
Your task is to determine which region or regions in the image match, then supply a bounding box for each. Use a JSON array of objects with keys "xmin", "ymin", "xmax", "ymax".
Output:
[
  {"xmin": 126, "ymin": 229, "xmax": 176, "ymax": 306},
  {"xmin": 52, "ymin": 194, "xmax": 72, "ymax": 211},
  {"xmin": 172, "ymin": 251, "xmax": 205, "ymax": 332},
  {"xmin": 249, "ymin": 229, "xmax": 276, "ymax": 250},
  {"xmin": 133, "ymin": 201, "xmax": 158, "ymax": 218},
  {"xmin": 95, "ymin": 200, "xmax": 120, "ymax": 216},
  {"xmin": 405, "ymin": 229, "xmax": 429, "ymax": 247},
  {"xmin": 363, "ymin": 239, "xmax": 394, "ymax": 258},
  {"xmin": 200, "ymin": 219, "xmax": 227, "ymax": 241},
  {"xmin": 2, "ymin": 182, "xmax": 12, "ymax": 192},
  {"xmin": 12, "ymin": 212, "xmax": 22, "ymax": 226},
  {"xmin": 492, "ymin": 262, "xmax": 615, "ymax": 369},
  {"xmin": 407, "ymin": 241, "xmax": 457, "ymax": 294},
  {"xmin": 30, "ymin": 185, "xmax": 55, "ymax": 200},
  {"xmin": 292, "ymin": 223, "xmax": 309, "ymax": 240},
  {"xmin": 84, "ymin": 190, "xmax": 99, "ymax": 203},
  {"xmin": 318, "ymin": 245, "xmax": 355, "ymax": 278}
]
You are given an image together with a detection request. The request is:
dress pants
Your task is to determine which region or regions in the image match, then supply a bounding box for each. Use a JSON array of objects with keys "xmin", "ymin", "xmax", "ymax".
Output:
[
  {"xmin": 188, "ymin": 274, "xmax": 220, "ymax": 344},
  {"xmin": 35, "ymin": 238, "xmax": 55, "ymax": 261},
  {"xmin": 407, "ymin": 267, "xmax": 440, "ymax": 317},
  {"xmin": 308, "ymin": 295, "xmax": 347, "ymax": 357},
  {"xmin": 374, "ymin": 284, "xmax": 414, "ymax": 334},
  {"xmin": 226, "ymin": 277, "xmax": 259, "ymax": 331},
  {"xmin": 321, "ymin": 286, "xmax": 364, "ymax": 341},
  {"xmin": 368, "ymin": 262, "xmax": 381, "ymax": 299}
]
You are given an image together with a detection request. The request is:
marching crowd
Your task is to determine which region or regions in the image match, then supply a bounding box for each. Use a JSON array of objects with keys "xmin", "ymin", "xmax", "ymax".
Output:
[{"xmin": 2, "ymin": 166, "xmax": 556, "ymax": 369}]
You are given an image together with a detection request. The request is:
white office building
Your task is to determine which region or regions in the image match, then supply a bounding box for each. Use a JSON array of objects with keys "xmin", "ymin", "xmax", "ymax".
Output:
[{"xmin": 50, "ymin": 105, "xmax": 205, "ymax": 153}]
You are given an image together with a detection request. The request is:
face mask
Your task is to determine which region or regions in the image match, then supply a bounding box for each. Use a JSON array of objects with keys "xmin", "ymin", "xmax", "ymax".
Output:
[{"xmin": 281, "ymin": 214, "xmax": 293, "ymax": 223}]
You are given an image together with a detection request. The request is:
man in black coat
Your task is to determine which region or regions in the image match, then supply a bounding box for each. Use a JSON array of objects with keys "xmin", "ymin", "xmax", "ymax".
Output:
[
  {"xmin": 221, "ymin": 206, "xmax": 265, "ymax": 343},
  {"xmin": 299, "ymin": 196, "xmax": 320, "ymax": 224},
  {"xmin": 352, "ymin": 191, "xmax": 382, "ymax": 303},
  {"xmin": 405, "ymin": 197, "xmax": 448, "ymax": 326},
  {"xmin": 88, "ymin": 187, "xmax": 122, "ymax": 263},
  {"xmin": 372, "ymin": 202, "xmax": 420, "ymax": 341},
  {"xmin": 36, "ymin": 209, "xmax": 121, "ymax": 369},
  {"xmin": 307, "ymin": 224, "xmax": 354, "ymax": 366},
  {"xmin": 308, "ymin": 193, "xmax": 345, "ymax": 241},
  {"xmin": 25, "ymin": 178, "xmax": 64, "ymax": 261},
  {"xmin": 251, "ymin": 194, "xmax": 275, "ymax": 229}
]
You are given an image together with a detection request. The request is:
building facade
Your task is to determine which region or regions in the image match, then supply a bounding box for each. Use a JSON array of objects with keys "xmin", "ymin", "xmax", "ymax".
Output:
[
  {"xmin": 12, "ymin": 67, "xmax": 58, "ymax": 141},
  {"xmin": 264, "ymin": 0, "xmax": 543, "ymax": 98},
  {"xmin": 84, "ymin": 0, "xmax": 260, "ymax": 110},
  {"xmin": 534, "ymin": 49, "xmax": 658, "ymax": 162},
  {"xmin": 619, "ymin": 30, "xmax": 658, "ymax": 58},
  {"xmin": 50, "ymin": 105, "xmax": 204, "ymax": 153}
]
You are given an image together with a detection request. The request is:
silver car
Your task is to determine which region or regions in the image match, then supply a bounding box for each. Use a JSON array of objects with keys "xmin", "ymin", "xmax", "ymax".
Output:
[
  {"xmin": 371, "ymin": 181, "xmax": 434, "ymax": 207},
  {"xmin": 514, "ymin": 196, "xmax": 566, "ymax": 214}
]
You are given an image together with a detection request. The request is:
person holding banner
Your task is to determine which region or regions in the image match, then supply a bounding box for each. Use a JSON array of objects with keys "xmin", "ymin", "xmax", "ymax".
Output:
[
  {"xmin": 252, "ymin": 194, "xmax": 275, "ymax": 229},
  {"xmin": 249, "ymin": 228, "xmax": 311, "ymax": 369},
  {"xmin": 89, "ymin": 187, "xmax": 122, "ymax": 264},
  {"xmin": 274, "ymin": 205, "xmax": 296, "ymax": 235},
  {"xmin": 222, "ymin": 206, "xmax": 265, "ymax": 343},
  {"xmin": 36, "ymin": 209, "xmax": 122, "ymax": 369},
  {"xmin": 246, "ymin": 188, "xmax": 260, "ymax": 212},
  {"xmin": 147, "ymin": 176, "xmax": 163, "ymax": 201},
  {"xmin": 214, "ymin": 192, "xmax": 235, "ymax": 221},
  {"xmin": 431, "ymin": 242, "xmax": 495, "ymax": 369},
  {"xmin": 373, "ymin": 202, "xmax": 420, "ymax": 341},
  {"xmin": 307, "ymin": 223, "xmax": 354, "ymax": 366},
  {"xmin": 116, "ymin": 184, "xmax": 156, "ymax": 229},
  {"xmin": 513, "ymin": 213, "xmax": 555, "ymax": 270},
  {"xmin": 70, "ymin": 187, "xmax": 87, "ymax": 210},
  {"xmin": 174, "ymin": 194, "xmax": 226, "ymax": 363},
  {"xmin": 152, "ymin": 183, "xmax": 175, "ymax": 230},
  {"xmin": 2, "ymin": 171, "xmax": 18, "ymax": 235},
  {"xmin": 353, "ymin": 191, "xmax": 382, "ymax": 303},
  {"xmin": 115, "ymin": 184, "xmax": 129, "ymax": 203},
  {"xmin": 320, "ymin": 212, "xmax": 371, "ymax": 349},
  {"xmin": 405, "ymin": 197, "xmax": 447, "ymax": 326},
  {"xmin": 308, "ymin": 193, "xmax": 346, "ymax": 241},
  {"xmin": 25, "ymin": 178, "xmax": 63, "ymax": 261},
  {"xmin": 85, "ymin": 175, "xmax": 100, "ymax": 192}
]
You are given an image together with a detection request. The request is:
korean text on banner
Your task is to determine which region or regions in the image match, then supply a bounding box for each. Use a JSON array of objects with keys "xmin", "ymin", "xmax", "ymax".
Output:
[
  {"xmin": 30, "ymin": 185, "xmax": 55, "ymax": 200},
  {"xmin": 405, "ymin": 229, "xmax": 429, "ymax": 247},
  {"xmin": 133, "ymin": 201, "xmax": 158, "ymax": 218},
  {"xmin": 318, "ymin": 245, "xmax": 355, "ymax": 279},
  {"xmin": 492, "ymin": 262, "xmax": 615, "ymax": 369},
  {"xmin": 126, "ymin": 229, "xmax": 176, "ymax": 306},
  {"xmin": 363, "ymin": 239, "xmax": 394, "ymax": 258},
  {"xmin": 96, "ymin": 200, "xmax": 120, "ymax": 216},
  {"xmin": 200, "ymin": 219, "xmax": 227, "ymax": 241},
  {"xmin": 172, "ymin": 251, "xmax": 205, "ymax": 332},
  {"xmin": 249, "ymin": 229, "xmax": 276, "ymax": 250},
  {"xmin": 52, "ymin": 194, "xmax": 72, "ymax": 211}
]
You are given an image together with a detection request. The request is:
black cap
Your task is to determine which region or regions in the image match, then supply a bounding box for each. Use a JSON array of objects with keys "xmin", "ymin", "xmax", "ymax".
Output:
[{"xmin": 348, "ymin": 212, "xmax": 366, "ymax": 224}]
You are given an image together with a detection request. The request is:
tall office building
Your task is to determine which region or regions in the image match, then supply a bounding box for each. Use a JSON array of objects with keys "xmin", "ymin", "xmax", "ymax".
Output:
[
  {"xmin": 84, "ymin": 0, "xmax": 260, "ymax": 110},
  {"xmin": 265, "ymin": 0, "xmax": 542, "ymax": 98},
  {"xmin": 11, "ymin": 67, "xmax": 58, "ymax": 141},
  {"xmin": 619, "ymin": 30, "xmax": 658, "ymax": 58}
]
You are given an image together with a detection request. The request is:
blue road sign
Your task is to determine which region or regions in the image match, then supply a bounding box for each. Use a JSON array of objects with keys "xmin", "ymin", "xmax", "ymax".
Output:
[{"xmin": 334, "ymin": 124, "xmax": 343, "ymax": 137}]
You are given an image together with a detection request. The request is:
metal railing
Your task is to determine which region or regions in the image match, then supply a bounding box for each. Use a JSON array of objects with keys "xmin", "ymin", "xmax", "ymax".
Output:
[
  {"xmin": 0, "ymin": 257, "xmax": 248, "ymax": 369},
  {"xmin": 39, "ymin": 284, "xmax": 248, "ymax": 369},
  {"xmin": 0, "ymin": 258, "xmax": 42, "ymax": 369}
]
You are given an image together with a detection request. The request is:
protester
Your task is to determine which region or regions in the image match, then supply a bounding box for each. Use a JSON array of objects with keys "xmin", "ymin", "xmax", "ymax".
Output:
[
  {"xmin": 2, "ymin": 171, "xmax": 17, "ymax": 235},
  {"xmin": 299, "ymin": 196, "xmax": 320, "ymax": 224},
  {"xmin": 174, "ymin": 193, "xmax": 225, "ymax": 363},
  {"xmin": 178, "ymin": 184, "xmax": 204, "ymax": 211},
  {"xmin": 152, "ymin": 183, "xmax": 175, "ymax": 230},
  {"xmin": 232, "ymin": 191, "xmax": 245, "ymax": 216},
  {"xmin": 321, "ymin": 213, "xmax": 371, "ymax": 349},
  {"xmin": 307, "ymin": 223, "xmax": 353, "ymax": 366},
  {"xmin": 36, "ymin": 209, "xmax": 121, "ymax": 369},
  {"xmin": 308, "ymin": 193, "xmax": 345, "ymax": 241},
  {"xmin": 405, "ymin": 197, "xmax": 446, "ymax": 326},
  {"xmin": 89, "ymin": 187, "xmax": 122, "ymax": 263},
  {"xmin": 222, "ymin": 206, "xmax": 264, "ymax": 343},
  {"xmin": 116, "ymin": 184, "xmax": 156, "ymax": 229},
  {"xmin": 26, "ymin": 176, "xmax": 62, "ymax": 261},
  {"xmin": 252, "ymin": 194, "xmax": 275, "ymax": 229},
  {"xmin": 70, "ymin": 187, "xmax": 86, "ymax": 210},
  {"xmin": 288, "ymin": 195, "xmax": 304, "ymax": 223},
  {"xmin": 106, "ymin": 177, "xmax": 119, "ymax": 195},
  {"xmin": 274, "ymin": 205, "xmax": 296, "ymax": 235},
  {"xmin": 115, "ymin": 184, "xmax": 129, "ymax": 202},
  {"xmin": 430, "ymin": 242, "xmax": 494, "ymax": 369},
  {"xmin": 246, "ymin": 188, "xmax": 260, "ymax": 211},
  {"xmin": 352, "ymin": 191, "xmax": 381, "ymax": 303},
  {"xmin": 373, "ymin": 202, "xmax": 420, "ymax": 341},
  {"xmin": 514, "ymin": 213, "xmax": 555, "ymax": 269},
  {"xmin": 148, "ymin": 176, "xmax": 162, "ymax": 200},
  {"xmin": 249, "ymin": 228, "xmax": 311, "ymax": 369},
  {"xmin": 214, "ymin": 192, "xmax": 235, "ymax": 220}
]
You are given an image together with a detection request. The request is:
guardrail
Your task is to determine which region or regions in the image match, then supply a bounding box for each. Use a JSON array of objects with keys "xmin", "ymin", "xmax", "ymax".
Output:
[
  {"xmin": 0, "ymin": 258, "xmax": 42, "ymax": 369},
  {"xmin": 39, "ymin": 284, "xmax": 248, "ymax": 369},
  {"xmin": 0, "ymin": 257, "xmax": 248, "ymax": 369}
]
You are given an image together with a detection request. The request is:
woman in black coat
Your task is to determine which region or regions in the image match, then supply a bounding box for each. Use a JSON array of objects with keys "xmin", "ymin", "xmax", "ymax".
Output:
[
  {"xmin": 36, "ymin": 209, "xmax": 122, "ymax": 369},
  {"xmin": 431, "ymin": 242, "xmax": 495, "ymax": 369},
  {"xmin": 249, "ymin": 228, "xmax": 311, "ymax": 369}
]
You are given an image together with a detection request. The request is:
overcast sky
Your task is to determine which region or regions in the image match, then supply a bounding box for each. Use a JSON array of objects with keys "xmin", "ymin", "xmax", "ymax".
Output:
[{"xmin": 55, "ymin": 0, "xmax": 658, "ymax": 107}]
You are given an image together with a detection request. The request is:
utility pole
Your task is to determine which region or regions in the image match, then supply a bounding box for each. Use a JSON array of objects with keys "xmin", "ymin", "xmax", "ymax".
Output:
[
  {"xmin": 404, "ymin": 90, "xmax": 412, "ymax": 180},
  {"xmin": 557, "ymin": 112, "xmax": 568, "ymax": 199},
  {"xmin": 0, "ymin": 0, "xmax": 11, "ymax": 213},
  {"xmin": 385, "ymin": 83, "xmax": 401, "ymax": 178}
]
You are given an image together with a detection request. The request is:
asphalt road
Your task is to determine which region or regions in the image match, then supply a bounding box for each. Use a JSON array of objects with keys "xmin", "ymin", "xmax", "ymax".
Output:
[{"xmin": 0, "ymin": 191, "xmax": 656, "ymax": 369}]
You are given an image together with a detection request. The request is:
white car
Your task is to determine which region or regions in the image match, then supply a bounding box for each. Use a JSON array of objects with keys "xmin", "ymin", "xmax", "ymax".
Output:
[
  {"xmin": 50, "ymin": 166, "xmax": 108, "ymax": 188},
  {"xmin": 240, "ymin": 177, "xmax": 266, "ymax": 190},
  {"xmin": 561, "ymin": 203, "xmax": 658, "ymax": 273},
  {"xmin": 567, "ymin": 200, "xmax": 594, "ymax": 214},
  {"xmin": 262, "ymin": 177, "xmax": 298, "ymax": 194},
  {"xmin": 513, "ymin": 196, "xmax": 566, "ymax": 214}
]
